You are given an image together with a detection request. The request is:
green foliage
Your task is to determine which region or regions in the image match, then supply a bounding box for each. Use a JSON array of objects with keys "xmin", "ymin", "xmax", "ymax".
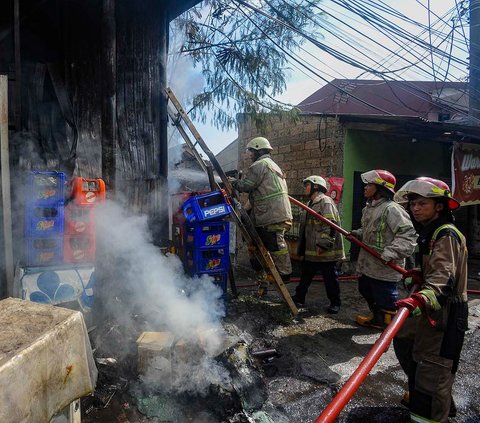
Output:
[{"xmin": 174, "ymin": 0, "xmax": 324, "ymax": 131}]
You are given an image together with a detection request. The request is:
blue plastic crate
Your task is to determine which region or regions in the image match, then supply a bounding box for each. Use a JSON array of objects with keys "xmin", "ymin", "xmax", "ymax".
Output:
[
  {"xmin": 184, "ymin": 221, "xmax": 229, "ymax": 248},
  {"xmin": 25, "ymin": 237, "xmax": 64, "ymax": 266},
  {"xmin": 185, "ymin": 247, "xmax": 229, "ymax": 274},
  {"xmin": 25, "ymin": 205, "xmax": 65, "ymax": 237},
  {"xmin": 194, "ymin": 272, "xmax": 228, "ymax": 297},
  {"xmin": 182, "ymin": 191, "xmax": 232, "ymax": 222},
  {"xmin": 27, "ymin": 171, "xmax": 65, "ymax": 206}
]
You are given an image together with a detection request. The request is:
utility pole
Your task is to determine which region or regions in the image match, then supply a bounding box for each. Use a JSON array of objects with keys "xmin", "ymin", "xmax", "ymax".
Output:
[{"xmin": 469, "ymin": 0, "xmax": 480, "ymax": 255}]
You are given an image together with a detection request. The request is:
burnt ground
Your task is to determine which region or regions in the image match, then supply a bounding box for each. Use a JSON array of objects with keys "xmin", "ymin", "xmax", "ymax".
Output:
[{"xmin": 82, "ymin": 259, "xmax": 480, "ymax": 423}]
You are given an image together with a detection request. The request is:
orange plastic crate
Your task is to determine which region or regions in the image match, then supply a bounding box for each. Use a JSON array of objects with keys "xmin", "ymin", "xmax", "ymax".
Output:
[
  {"xmin": 64, "ymin": 205, "xmax": 96, "ymax": 235},
  {"xmin": 64, "ymin": 235, "xmax": 96, "ymax": 263},
  {"xmin": 70, "ymin": 177, "xmax": 106, "ymax": 205}
]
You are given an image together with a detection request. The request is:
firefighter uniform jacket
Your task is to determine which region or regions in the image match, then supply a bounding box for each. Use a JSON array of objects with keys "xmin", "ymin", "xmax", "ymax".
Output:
[
  {"xmin": 394, "ymin": 217, "xmax": 468, "ymax": 423},
  {"xmin": 296, "ymin": 193, "xmax": 345, "ymax": 263},
  {"xmin": 355, "ymin": 198, "xmax": 417, "ymax": 282},
  {"xmin": 234, "ymin": 154, "xmax": 292, "ymax": 227}
]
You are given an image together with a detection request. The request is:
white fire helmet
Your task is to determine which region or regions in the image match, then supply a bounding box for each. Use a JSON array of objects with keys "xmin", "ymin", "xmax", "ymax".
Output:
[
  {"xmin": 361, "ymin": 169, "xmax": 396, "ymax": 193},
  {"xmin": 302, "ymin": 175, "xmax": 328, "ymax": 192},
  {"xmin": 246, "ymin": 137, "xmax": 273, "ymax": 151},
  {"xmin": 394, "ymin": 177, "xmax": 460, "ymax": 210}
]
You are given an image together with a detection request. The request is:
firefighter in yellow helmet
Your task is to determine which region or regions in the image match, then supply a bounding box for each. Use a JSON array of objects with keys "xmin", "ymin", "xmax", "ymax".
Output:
[
  {"xmin": 393, "ymin": 177, "xmax": 467, "ymax": 423},
  {"xmin": 292, "ymin": 176, "xmax": 345, "ymax": 312},
  {"xmin": 353, "ymin": 169, "xmax": 417, "ymax": 329},
  {"xmin": 230, "ymin": 137, "xmax": 292, "ymax": 294}
]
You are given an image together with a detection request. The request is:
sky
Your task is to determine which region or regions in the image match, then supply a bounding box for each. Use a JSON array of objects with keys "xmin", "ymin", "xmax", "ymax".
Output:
[{"xmin": 169, "ymin": 0, "xmax": 469, "ymax": 155}]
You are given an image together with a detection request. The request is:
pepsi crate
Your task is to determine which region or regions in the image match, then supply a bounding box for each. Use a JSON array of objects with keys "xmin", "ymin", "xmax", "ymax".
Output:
[
  {"xmin": 25, "ymin": 205, "xmax": 65, "ymax": 237},
  {"xmin": 182, "ymin": 191, "xmax": 232, "ymax": 223},
  {"xmin": 184, "ymin": 221, "xmax": 229, "ymax": 248},
  {"xmin": 185, "ymin": 247, "xmax": 229, "ymax": 274},
  {"xmin": 25, "ymin": 237, "xmax": 64, "ymax": 266},
  {"xmin": 27, "ymin": 171, "xmax": 65, "ymax": 206},
  {"xmin": 194, "ymin": 272, "xmax": 228, "ymax": 297}
]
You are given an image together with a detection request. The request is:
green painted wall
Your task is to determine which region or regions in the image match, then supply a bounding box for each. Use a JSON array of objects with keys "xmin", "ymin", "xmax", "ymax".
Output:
[{"xmin": 342, "ymin": 129, "xmax": 451, "ymax": 253}]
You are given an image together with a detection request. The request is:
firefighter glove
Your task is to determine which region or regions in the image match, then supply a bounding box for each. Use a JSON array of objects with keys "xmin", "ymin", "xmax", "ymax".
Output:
[
  {"xmin": 401, "ymin": 268, "xmax": 423, "ymax": 291},
  {"xmin": 395, "ymin": 293, "xmax": 426, "ymax": 317}
]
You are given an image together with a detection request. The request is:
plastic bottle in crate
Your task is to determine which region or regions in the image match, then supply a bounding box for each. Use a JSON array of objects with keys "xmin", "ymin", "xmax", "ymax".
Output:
[
  {"xmin": 70, "ymin": 177, "xmax": 106, "ymax": 205},
  {"xmin": 28, "ymin": 171, "xmax": 65, "ymax": 206},
  {"xmin": 64, "ymin": 235, "xmax": 96, "ymax": 263},
  {"xmin": 184, "ymin": 222, "xmax": 229, "ymax": 248},
  {"xmin": 64, "ymin": 204, "xmax": 96, "ymax": 235},
  {"xmin": 25, "ymin": 237, "xmax": 63, "ymax": 266},
  {"xmin": 25, "ymin": 205, "xmax": 65, "ymax": 237}
]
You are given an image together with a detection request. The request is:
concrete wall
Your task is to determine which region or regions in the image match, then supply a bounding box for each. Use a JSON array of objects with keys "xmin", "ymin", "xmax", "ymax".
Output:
[{"xmin": 237, "ymin": 114, "xmax": 344, "ymax": 197}]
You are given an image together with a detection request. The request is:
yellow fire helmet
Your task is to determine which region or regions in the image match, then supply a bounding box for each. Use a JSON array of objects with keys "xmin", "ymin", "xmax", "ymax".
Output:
[{"xmin": 246, "ymin": 137, "xmax": 273, "ymax": 151}]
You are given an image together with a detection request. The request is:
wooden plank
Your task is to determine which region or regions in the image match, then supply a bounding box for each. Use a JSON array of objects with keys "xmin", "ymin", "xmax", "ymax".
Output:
[
  {"xmin": 166, "ymin": 88, "xmax": 298, "ymax": 315},
  {"xmin": 0, "ymin": 75, "xmax": 14, "ymax": 298},
  {"xmin": 101, "ymin": 0, "xmax": 117, "ymax": 193}
]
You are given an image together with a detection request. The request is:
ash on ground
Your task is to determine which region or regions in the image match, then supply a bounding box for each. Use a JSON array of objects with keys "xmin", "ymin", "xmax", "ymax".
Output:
[{"xmin": 82, "ymin": 262, "xmax": 480, "ymax": 422}]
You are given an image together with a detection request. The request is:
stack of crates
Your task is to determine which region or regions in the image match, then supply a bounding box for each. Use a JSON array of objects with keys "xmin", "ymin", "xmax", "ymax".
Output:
[
  {"xmin": 182, "ymin": 191, "xmax": 232, "ymax": 298},
  {"xmin": 25, "ymin": 172, "xmax": 66, "ymax": 266},
  {"xmin": 64, "ymin": 177, "xmax": 105, "ymax": 264}
]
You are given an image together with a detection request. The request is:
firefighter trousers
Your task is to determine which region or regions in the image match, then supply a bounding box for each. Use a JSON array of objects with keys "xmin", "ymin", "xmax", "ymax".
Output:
[{"xmin": 393, "ymin": 301, "xmax": 468, "ymax": 422}]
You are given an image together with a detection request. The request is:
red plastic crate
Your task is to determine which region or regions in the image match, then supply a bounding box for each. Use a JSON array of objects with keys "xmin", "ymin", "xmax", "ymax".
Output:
[
  {"xmin": 64, "ymin": 235, "xmax": 96, "ymax": 263},
  {"xmin": 64, "ymin": 205, "xmax": 96, "ymax": 235},
  {"xmin": 69, "ymin": 177, "xmax": 106, "ymax": 205}
]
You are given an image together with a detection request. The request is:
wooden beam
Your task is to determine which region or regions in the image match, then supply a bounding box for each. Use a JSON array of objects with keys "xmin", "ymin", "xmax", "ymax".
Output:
[
  {"xmin": 14, "ymin": 0, "xmax": 21, "ymax": 130},
  {"xmin": 0, "ymin": 75, "xmax": 14, "ymax": 298},
  {"xmin": 101, "ymin": 0, "xmax": 117, "ymax": 193}
]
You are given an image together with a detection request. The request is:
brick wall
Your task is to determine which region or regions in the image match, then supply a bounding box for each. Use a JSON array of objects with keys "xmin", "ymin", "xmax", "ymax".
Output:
[{"xmin": 237, "ymin": 114, "xmax": 345, "ymax": 196}]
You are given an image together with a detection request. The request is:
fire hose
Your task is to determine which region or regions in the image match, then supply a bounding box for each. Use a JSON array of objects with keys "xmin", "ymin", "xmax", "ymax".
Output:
[{"xmin": 288, "ymin": 196, "xmax": 476, "ymax": 423}]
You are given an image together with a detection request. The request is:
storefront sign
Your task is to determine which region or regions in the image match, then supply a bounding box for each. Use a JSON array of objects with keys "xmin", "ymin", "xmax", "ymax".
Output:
[
  {"xmin": 326, "ymin": 176, "xmax": 344, "ymax": 204},
  {"xmin": 452, "ymin": 143, "xmax": 480, "ymax": 205}
]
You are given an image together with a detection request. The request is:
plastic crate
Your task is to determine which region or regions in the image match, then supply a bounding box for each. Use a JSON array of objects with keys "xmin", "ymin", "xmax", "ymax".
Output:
[
  {"xmin": 69, "ymin": 177, "xmax": 106, "ymax": 205},
  {"xmin": 27, "ymin": 171, "xmax": 65, "ymax": 206},
  {"xmin": 25, "ymin": 205, "xmax": 65, "ymax": 237},
  {"xmin": 64, "ymin": 235, "xmax": 96, "ymax": 263},
  {"xmin": 193, "ymin": 272, "xmax": 228, "ymax": 297},
  {"xmin": 184, "ymin": 222, "xmax": 229, "ymax": 248},
  {"xmin": 64, "ymin": 205, "xmax": 95, "ymax": 235},
  {"xmin": 185, "ymin": 247, "xmax": 229, "ymax": 274},
  {"xmin": 182, "ymin": 191, "xmax": 232, "ymax": 223},
  {"xmin": 25, "ymin": 237, "xmax": 64, "ymax": 266}
]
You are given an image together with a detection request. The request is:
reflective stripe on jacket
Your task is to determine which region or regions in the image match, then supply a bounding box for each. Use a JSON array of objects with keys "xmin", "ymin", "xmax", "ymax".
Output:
[
  {"xmin": 234, "ymin": 154, "xmax": 292, "ymax": 227},
  {"xmin": 296, "ymin": 193, "xmax": 345, "ymax": 263},
  {"xmin": 356, "ymin": 198, "xmax": 417, "ymax": 282},
  {"xmin": 419, "ymin": 222, "xmax": 468, "ymax": 314}
]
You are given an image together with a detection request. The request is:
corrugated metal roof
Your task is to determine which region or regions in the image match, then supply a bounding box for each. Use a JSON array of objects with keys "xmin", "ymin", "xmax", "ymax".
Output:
[{"xmin": 298, "ymin": 79, "xmax": 468, "ymax": 119}]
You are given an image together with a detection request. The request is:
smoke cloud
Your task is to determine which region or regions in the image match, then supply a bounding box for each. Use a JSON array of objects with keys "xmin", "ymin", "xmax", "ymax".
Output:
[{"xmin": 95, "ymin": 200, "xmax": 230, "ymax": 394}]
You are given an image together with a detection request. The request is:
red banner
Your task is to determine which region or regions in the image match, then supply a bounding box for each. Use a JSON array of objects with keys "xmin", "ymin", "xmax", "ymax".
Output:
[
  {"xmin": 452, "ymin": 143, "xmax": 480, "ymax": 205},
  {"xmin": 326, "ymin": 176, "xmax": 344, "ymax": 204}
]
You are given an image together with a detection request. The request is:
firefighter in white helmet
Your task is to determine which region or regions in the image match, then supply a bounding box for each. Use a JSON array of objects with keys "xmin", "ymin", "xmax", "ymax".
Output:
[
  {"xmin": 230, "ymin": 137, "xmax": 292, "ymax": 294},
  {"xmin": 292, "ymin": 176, "xmax": 345, "ymax": 312},
  {"xmin": 393, "ymin": 177, "xmax": 467, "ymax": 422},
  {"xmin": 353, "ymin": 169, "xmax": 417, "ymax": 329}
]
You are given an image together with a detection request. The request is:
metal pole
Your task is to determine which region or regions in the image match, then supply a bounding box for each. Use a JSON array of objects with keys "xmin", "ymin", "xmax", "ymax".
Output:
[{"xmin": 0, "ymin": 75, "xmax": 14, "ymax": 298}]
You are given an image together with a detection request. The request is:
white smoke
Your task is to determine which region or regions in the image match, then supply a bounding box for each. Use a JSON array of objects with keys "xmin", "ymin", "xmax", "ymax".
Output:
[{"xmin": 95, "ymin": 200, "xmax": 230, "ymax": 394}]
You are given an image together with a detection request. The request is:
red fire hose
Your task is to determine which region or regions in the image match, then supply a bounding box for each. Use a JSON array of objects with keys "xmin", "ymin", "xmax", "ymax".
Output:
[
  {"xmin": 314, "ymin": 306, "xmax": 410, "ymax": 423},
  {"xmin": 289, "ymin": 196, "xmax": 409, "ymax": 277},
  {"xmin": 288, "ymin": 196, "xmax": 477, "ymax": 422}
]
